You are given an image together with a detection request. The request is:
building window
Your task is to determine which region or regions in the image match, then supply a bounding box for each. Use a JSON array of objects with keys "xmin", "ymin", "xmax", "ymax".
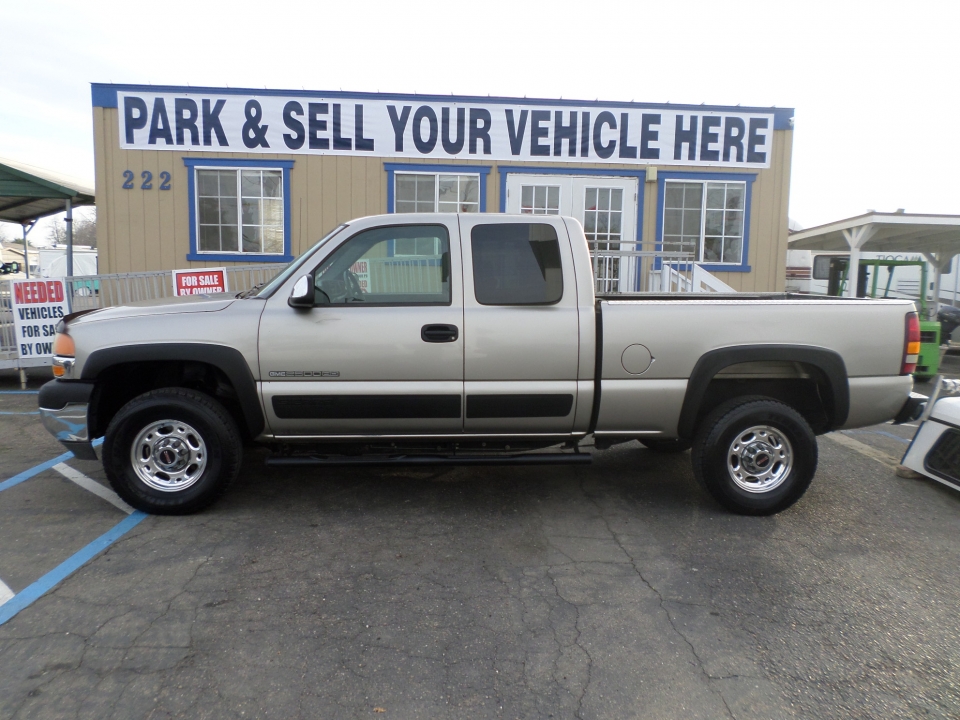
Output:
[
  {"xmin": 520, "ymin": 185, "xmax": 560, "ymax": 215},
  {"xmin": 196, "ymin": 168, "xmax": 284, "ymax": 255},
  {"xmin": 185, "ymin": 158, "xmax": 293, "ymax": 262},
  {"xmin": 394, "ymin": 236, "xmax": 441, "ymax": 257},
  {"xmin": 395, "ymin": 173, "xmax": 480, "ymax": 213},
  {"xmin": 663, "ymin": 180, "xmax": 745, "ymax": 264}
]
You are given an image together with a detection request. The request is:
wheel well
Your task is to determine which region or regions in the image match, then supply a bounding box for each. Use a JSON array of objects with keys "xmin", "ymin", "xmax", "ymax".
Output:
[
  {"xmin": 89, "ymin": 361, "xmax": 248, "ymax": 439},
  {"xmin": 684, "ymin": 361, "xmax": 836, "ymax": 437}
]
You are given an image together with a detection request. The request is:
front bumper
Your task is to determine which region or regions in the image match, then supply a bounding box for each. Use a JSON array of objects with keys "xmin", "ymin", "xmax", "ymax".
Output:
[{"xmin": 38, "ymin": 379, "xmax": 98, "ymax": 461}]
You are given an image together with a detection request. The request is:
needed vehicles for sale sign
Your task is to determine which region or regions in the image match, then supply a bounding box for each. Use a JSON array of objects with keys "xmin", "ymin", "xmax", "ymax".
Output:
[{"xmin": 11, "ymin": 280, "xmax": 69, "ymax": 359}]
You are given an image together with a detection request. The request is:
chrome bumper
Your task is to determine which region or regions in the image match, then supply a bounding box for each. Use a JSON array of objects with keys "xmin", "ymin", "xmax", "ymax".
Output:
[
  {"xmin": 39, "ymin": 402, "xmax": 98, "ymax": 460},
  {"xmin": 39, "ymin": 402, "xmax": 90, "ymax": 443},
  {"xmin": 38, "ymin": 378, "xmax": 99, "ymax": 461}
]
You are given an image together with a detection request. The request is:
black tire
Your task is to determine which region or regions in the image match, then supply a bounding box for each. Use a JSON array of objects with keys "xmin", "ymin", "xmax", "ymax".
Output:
[
  {"xmin": 103, "ymin": 387, "xmax": 242, "ymax": 515},
  {"xmin": 691, "ymin": 396, "xmax": 817, "ymax": 516},
  {"xmin": 640, "ymin": 438, "xmax": 693, "ymax": 453}
]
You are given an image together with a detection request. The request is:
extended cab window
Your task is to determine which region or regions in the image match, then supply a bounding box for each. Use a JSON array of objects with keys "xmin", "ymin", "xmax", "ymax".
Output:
[
  {"xmin": 313, "ymin": 225, "xmax": 451, "ymax": 305},
  {"xmin": 471, "ymin": 223, "xmax": 563, "ymax": 305}
]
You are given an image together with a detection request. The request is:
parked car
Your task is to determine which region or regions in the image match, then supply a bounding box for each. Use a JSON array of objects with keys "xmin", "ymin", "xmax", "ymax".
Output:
[
  {"xmin": 900, "ymin": 376, "xmax": 960, "ymax": 492},
  {"xmin": 39, "ymin": 214, "xmax": 922, "ymax": 516}
]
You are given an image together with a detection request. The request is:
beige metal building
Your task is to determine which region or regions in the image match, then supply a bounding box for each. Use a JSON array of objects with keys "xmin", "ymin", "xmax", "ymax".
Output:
[{"xmin": 91, "ymin": 84, "xmax": 794, "ymax": 292}]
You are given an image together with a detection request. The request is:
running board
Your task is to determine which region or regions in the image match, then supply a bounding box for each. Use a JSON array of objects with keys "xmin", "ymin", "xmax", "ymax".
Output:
[{"xmin": 265, "ymin": 453, "xmax": 592, "ymax": 467}]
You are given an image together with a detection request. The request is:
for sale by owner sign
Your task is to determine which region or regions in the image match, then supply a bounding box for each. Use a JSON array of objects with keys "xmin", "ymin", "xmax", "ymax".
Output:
[
  {"xmin": 11, "ymin": 280, "xmax": 69, "ymax": 359},
  {"xmin": 172, "ymin": 267, "xmax": 228, "ymax": 296}
]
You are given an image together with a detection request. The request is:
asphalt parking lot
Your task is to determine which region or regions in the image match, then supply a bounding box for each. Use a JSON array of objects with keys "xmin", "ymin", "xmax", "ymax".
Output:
[{"xmin": 1, "ymin": 372, "xmax": 959, "ymax": 720}]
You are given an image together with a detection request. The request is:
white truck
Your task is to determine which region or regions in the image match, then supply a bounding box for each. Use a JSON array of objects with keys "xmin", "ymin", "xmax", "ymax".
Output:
[{"xmin": 39, "ymin": 214, "xmax": 923, "ymax": 516}]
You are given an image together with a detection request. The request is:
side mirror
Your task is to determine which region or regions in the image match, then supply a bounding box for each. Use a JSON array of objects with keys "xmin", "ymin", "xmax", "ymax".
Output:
[{"xmin": 288, "ymin": 274, "xmax": 314, "ymax": 308}]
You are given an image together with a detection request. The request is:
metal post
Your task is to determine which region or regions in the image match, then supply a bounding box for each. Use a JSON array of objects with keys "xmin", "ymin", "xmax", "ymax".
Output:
[
  {"xmin": 22, "ymin": 223, "xmax": 29, "ymax": 279},
  {"xmin": 20, "ymin": 221, "xmax": 37, "ymax": 278},
  {"xmin": 953, "ymin": 256, "xmax": 959, "ymax": 307},
  {"xmin": 65, "ymin": 199, "xmax": 74, "ymax": 278},
  {"xmin": 846, "ymin": 245, "xmax": 861, "ymax": 298},
  {"xmin": 933, "ymin": 261, "xmax": 942, "ymax": 319},
  {"xmin": 841, "ymin": 225, "xmax": 876, "ymax": 298}
]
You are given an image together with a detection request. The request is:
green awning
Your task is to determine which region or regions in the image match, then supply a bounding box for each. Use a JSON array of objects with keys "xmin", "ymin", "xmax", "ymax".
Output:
[{"xmin": 0, "ymin": 157, "xmax": 94, "ymax": 224}]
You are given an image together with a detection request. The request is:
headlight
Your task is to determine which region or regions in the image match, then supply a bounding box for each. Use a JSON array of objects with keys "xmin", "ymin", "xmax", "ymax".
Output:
[{"xmin": 52, "ymin": 332, "xmax": 75, "ymax": 378}]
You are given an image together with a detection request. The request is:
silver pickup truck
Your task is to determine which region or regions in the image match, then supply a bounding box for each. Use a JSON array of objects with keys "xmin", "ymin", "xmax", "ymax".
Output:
[{"xmin": 39, "ymin": 213, "xmax": 922, "ymax": 516}]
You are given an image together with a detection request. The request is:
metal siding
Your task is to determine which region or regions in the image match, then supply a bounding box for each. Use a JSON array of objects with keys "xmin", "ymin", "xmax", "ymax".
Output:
[
  {"xmin": 91, "ymin": 108, "xmax": 112, "ymax": 273},
  {"xmin": 142, "ymin": 151, "xmax": 162, "ymax": 273},
  {"xmin": 774, "ymin": 130, "xmax": 793, "ymax": 292},
  {"xmin": 109, "ymin": 113, "xmax": 132, "ymax": 274},
  {"xmin": 305, "ymin": 155, "xmax": 324, "ymax": 255},
  {"xmin": 366, "ymin": 155, "xmax": 384, "ymax": 217},
  {"xmin": 171, "ymin": 155, "xmax": 190, "ymax": 269}
]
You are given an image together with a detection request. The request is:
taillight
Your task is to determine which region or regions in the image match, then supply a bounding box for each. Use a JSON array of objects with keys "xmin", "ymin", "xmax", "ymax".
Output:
[{"xmin": 901, "ymin": 312, "xmax": 920, "ymax": 375}]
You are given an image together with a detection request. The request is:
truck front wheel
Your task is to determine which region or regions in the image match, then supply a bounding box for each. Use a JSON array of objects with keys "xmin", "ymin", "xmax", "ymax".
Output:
[
  {"xmin": 103, "ymin": 388, "xmax": 242, "ymax": 515},
  {"xmin": 691, "ymin": 397, "xmax": 817, "ymax": 515}
]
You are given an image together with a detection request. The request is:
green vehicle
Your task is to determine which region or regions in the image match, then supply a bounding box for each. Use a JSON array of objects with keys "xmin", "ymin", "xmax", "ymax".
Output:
[{"xmin": 826, "ymin": 257, "xmax": 940, "ymax": 379}]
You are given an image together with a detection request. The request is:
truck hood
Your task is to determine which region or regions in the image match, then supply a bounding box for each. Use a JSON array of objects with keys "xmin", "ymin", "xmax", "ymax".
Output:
[{"xmin": 70, "ymin": 294, "xmax": 237, "ymax": 324}]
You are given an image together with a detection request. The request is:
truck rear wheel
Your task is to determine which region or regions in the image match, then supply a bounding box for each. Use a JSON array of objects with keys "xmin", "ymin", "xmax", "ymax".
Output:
[
  {"xmin": 691, "ymin": 397, "xmax": 817, "ymax": 515},
  {"xmin": 103, "ymin": 388, "xmax": 242, "ymax": 515}
]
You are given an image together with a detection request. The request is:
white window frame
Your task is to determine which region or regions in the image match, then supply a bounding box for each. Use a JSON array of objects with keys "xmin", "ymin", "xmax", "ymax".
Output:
[
  {"xmin": 663, "ymin": 179, "xmax": 747, "ymax": 265},
  {"xmin": 520, "ymin": 184, "xmax": 561, "ymax": 215},
  {"xmin": 394, "ymin": 172, "xmax": 481, "ymax": 214},
  {"xmin": 195, "ymin": 166, "xmax": 286, "ymax": 257}
]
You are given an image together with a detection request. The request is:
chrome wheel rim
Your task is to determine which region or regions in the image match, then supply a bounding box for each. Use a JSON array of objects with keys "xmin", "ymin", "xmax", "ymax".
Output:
[
  {"xmin": 130, "ymin": 419, "xmax": 207, "ymax": 492},
  {"xmin": 726, "ymin": 425, "xmax": 792, "ymax": 493}
]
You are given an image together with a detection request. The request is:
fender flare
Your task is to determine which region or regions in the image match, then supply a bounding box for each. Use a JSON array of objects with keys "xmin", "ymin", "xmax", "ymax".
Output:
[
  {"xmin": 676, "ymin": 344, "xmax": 849, "ymax": 438},
  {"xmin": 82, "ymin": 343, "xmax": 264, "ymax": 436}
]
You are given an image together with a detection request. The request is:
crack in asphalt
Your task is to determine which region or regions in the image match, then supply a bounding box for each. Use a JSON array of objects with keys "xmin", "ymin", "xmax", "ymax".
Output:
[{"xmin": 576, "ymin": 475, "xmax": 739, "ymax": 720}]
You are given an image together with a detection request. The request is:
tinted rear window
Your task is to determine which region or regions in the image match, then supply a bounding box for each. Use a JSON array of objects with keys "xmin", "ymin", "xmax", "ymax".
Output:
[{"xmin": 471, "ymin": 223, "xmax": 563, "ymax": 305}]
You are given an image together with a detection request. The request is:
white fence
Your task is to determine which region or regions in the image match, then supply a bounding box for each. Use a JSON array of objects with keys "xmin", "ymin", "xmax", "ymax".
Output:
[
  {"xmin": 61, "ymin": 264, "xmax": 281, "ymax": 312},
  {"xmin": 364, "ymin": 257, "xmax": 444, "ymax": 294},
  {"xmin": 587, "ymin": 245, "xmax": 735, "ymax": 294}
]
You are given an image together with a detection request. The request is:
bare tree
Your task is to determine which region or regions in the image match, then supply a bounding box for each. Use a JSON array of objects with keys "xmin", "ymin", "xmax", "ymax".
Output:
[
  {"xmin": 47, "ymin": 220, "xmax": 66, "ymax": 245},
  {"xmin": 47, "ymin": 210, "xmax": 97, "ymax": 248}
]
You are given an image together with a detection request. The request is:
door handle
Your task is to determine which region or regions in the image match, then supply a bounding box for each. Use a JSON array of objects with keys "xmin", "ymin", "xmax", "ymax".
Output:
[{"xmin": 421, "ymin": 324, "xmax": 459, "ymax": 343}]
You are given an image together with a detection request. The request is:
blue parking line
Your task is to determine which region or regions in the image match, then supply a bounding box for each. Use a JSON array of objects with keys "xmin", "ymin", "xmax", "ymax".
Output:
[
  {"xmin": 0, "ymin": 411, "xmax": 40, "ymax": 415},
  {"xmin": 0, "ymin": 511, "xmax": 148, "ymax": 626},
  {"xmin": 0, "ymin": 438, "xmax": 104, "ymax": 493},
  {"xmin": 0, "ymin": 390, "xmax": 39, "ymax": 394},
  {"xmin": 843, "ymin": 429, "xmax": 911, "ymax": 445}
]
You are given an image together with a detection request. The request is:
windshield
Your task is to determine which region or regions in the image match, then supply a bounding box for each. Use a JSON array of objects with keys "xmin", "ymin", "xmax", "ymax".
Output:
[{"xmin": 253, "ymin": 224, "xmax": 348, "ymax": 298}]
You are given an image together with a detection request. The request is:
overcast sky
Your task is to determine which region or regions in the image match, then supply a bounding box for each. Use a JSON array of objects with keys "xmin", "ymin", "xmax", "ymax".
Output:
[{"xmin": 2, "ymin": 0, "xmax": 957, "ymax": 239}]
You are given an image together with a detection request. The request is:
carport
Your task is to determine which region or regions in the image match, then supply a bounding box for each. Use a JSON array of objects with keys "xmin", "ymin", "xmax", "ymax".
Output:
[
  {"xmin": 0, "ymin": 157, "xmax": 95, "ymax": 277},
  {"xmin": 788, "ymin": 212, "xmax": 960, "ymax": 311}
]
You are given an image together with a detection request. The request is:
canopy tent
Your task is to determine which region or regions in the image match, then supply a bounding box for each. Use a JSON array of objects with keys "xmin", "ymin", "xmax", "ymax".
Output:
[
  {"xmin": 788, "ymin": 212, "xmax": 960, "ymax": 310},
  {"xmin": 0, "ymin": 157, "xmax": 95, "ymax": 277}
]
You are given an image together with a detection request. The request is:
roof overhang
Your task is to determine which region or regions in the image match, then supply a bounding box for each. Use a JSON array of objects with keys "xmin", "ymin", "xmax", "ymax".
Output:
[
  {"xmin": 0, "ymin": 157, "xmax": 95, "ymax": 225},
  {"xmin": 788, "ymin": 212, "xmax": 960, "ymax": 257}
]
